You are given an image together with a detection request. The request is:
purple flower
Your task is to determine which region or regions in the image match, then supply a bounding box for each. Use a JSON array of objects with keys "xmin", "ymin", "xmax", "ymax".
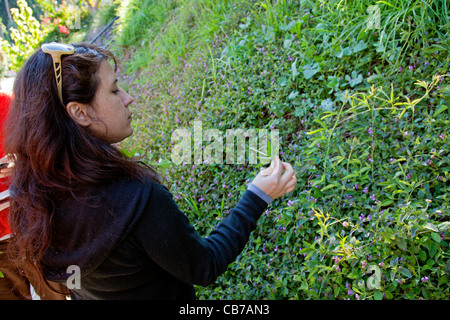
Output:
[
  {"xmin": 421, "ymin": 276, "xmax": 429, "ymax": 282},
  {"xmin": 370, "ymin": 194, "xmax": 376, "ymax": 201},
  {"xmin": 363, "ymin": 187, "xmax": 368, "ymax": 194},
  {"xmin": 287, "ymin": 200, "xmax": 294, "ymax": 207},
  {"xmin": 333, "ymin": 256, "xmax": 341, "ymax": 264}
]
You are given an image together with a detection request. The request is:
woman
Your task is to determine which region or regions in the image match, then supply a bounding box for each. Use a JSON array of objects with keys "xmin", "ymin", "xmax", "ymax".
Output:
[{"xmin": 5, "ymin": 43, "xmax": 296, "ymax": 299}]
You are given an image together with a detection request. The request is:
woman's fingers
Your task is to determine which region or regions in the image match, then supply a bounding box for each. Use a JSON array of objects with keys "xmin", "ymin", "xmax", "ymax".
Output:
[
  {"xmin": 259, "ymin": 166, "xmax": 273, "ymax": 176},
  {"xmin": 270, "ymin": 156, "xmax": 282, "ymax": 177},
  {"xmin": 259, "ymin": 156, "xmax": 283, "ymax": 176},
  {"xmin": 252, "ymin": 157, "xmax": 297, "ymax": 199},
  {"xmin": 280, "ymin": 162, "xmax": 297, "ymax": 195},
  {"xmin": 280, "ymin": 162, "xmax": 295, "ymax": 183}
]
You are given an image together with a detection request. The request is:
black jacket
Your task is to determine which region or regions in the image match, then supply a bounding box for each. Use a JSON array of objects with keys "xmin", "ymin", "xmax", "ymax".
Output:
[{"xmin": 43, "ymin": 177, "xmax": 269, "ymax": 299}]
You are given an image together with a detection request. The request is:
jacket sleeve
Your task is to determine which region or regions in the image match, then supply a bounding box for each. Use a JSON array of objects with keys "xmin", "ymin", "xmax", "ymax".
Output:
[{"xmin": 132, "ymin": 182, "xmax": 269, "ymax": 286}]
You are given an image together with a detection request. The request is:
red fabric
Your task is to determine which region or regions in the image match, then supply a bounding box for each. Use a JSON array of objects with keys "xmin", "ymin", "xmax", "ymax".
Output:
[{"xmin": 0, "ymin": 92, "xmax": 11, "ymax": 238}]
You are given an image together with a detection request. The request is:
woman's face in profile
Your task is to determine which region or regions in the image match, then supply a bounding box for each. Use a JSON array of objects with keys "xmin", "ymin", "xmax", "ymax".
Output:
[{"xmin": 87, "ymin": 61, "xmax": 135, "ymax": 144}]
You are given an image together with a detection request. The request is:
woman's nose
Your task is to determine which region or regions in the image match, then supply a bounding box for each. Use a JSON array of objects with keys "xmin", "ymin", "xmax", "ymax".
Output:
[{"xmin": 122, "ymin": 90, "xmax": 134, "ymax": 107}]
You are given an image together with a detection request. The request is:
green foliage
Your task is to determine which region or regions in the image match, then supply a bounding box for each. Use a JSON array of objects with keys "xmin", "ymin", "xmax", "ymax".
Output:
[
  {"xmin": 0, "ymin": 0, "xmax": 47, "ymax": 71},
  {"xmin": 114, "ymin": 0, "xmax": 241, "ymax": 77},
  {"xmin": 115, "ymin": 0, "xmax": 449, "ymax": 299},
  {"xmin": 96, "ymin": 1, "xmax": 119, "ymax": 27},
  {"xmin": 0, "ymin": 0, "xmax": 92, "ymax": 71},
  {"xmin": 37, "ymin": 0, "xmax": 93, "ymax": 44},
  {"xmin": 0, "ymin": 33, "xmax": 7, "ymax": 78}
]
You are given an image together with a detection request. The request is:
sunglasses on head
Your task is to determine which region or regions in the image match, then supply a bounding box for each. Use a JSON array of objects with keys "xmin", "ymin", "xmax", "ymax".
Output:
[{"xmin": 41, "ymin": 42, "xmax": 75, "ymax": 106}]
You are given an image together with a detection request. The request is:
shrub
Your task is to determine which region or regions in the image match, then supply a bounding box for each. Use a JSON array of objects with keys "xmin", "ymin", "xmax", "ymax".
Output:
[
  {"xmin": 116, "ymin": 0, "xmax": 449, "ymax": 299},
  {"xmin": 0, "ymin": 0, "xmax": 47, "ymax": 71}
]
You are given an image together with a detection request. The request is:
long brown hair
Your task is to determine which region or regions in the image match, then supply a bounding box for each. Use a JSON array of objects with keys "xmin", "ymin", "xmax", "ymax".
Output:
[{"xmin": 4, "ymin": 43, "xmax": 161, "ymax": 295}]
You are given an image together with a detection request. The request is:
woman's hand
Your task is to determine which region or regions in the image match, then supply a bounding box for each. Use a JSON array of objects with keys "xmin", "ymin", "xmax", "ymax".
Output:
[{"xmin": 250, "ymin": 156, "xmax": 297, "ymax": 200}]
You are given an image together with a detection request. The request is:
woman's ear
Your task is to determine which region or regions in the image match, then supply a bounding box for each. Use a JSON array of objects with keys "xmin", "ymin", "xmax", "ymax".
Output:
[{"xmin": 66, "ymin": 102, "xmax": 92, "ymax": 127}]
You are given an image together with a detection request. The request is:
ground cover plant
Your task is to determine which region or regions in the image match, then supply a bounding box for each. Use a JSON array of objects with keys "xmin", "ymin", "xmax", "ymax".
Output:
[{"xmin": 113, "ymin": 0, "xmax": 450, "ymax": 299}]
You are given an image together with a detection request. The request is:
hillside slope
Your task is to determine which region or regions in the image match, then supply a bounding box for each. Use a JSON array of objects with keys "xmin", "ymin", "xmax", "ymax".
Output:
[{"xmin": 114, "ymin": 0, "xmax": 449, "ymax": 299}]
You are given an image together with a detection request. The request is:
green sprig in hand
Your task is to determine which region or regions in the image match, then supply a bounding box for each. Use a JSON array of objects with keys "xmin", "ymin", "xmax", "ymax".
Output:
[{"xmin": 251, "ymin": 156, "xmax": 297, "ymax": 200}]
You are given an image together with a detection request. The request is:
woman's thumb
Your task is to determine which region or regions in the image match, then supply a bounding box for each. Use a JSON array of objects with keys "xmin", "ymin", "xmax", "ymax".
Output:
[{"xmin": 270, "ymin": 156, "xmax": 282, "ymax": 176}]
